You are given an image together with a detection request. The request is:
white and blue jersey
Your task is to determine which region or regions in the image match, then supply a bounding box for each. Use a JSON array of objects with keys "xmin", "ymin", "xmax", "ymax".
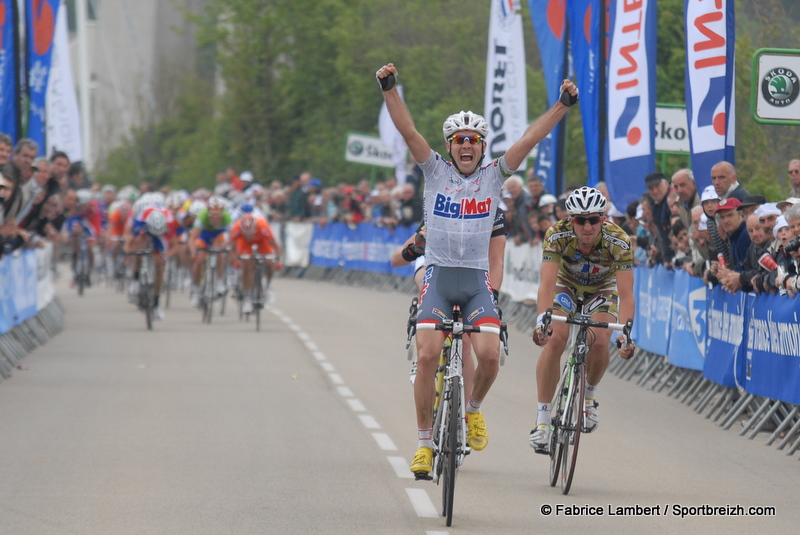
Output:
[{"xmin": 419, "ymin": 150, "xmax": 512, "ymax": 272}]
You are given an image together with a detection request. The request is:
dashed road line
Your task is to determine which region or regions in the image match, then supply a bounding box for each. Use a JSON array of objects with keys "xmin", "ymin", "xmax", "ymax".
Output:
[{"xmin": 272, "ymin": 307, "xmax": 441, "ymax": 532}]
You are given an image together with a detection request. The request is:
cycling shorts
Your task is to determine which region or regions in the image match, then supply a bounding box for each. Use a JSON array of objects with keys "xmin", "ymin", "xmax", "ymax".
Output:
[
  {"xmin": 417, "ymin": 266, "xmax": 499, "ymax": 327},
  {"xmin": 552, "ymin": 279, "xmax": 619, "ymax": 319},
  {"xmin": 195, "ymin": 229, "xmax": 227, "ymax": 249},
  {"xmin": 234, "ymin": 236, "xmax": 274, "ymax": 256}
]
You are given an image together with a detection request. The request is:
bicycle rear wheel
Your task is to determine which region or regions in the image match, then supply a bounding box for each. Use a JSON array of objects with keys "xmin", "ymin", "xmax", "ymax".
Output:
[
  {"xmin": 560, "ymin": 364, "xmax": 585, "ymax": 495},
  {"xmin": 441, "ymin": 379, "xmax": 460, "ymax": 527}
]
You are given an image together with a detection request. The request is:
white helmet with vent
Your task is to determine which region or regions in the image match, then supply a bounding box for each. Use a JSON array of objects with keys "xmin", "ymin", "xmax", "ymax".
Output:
[
  {"xmin": 442, "ymin": 110, "xmax": 489, "ymax": 140},
  {"xmin": 565, "ymin": 186, "xmax": 607, "ymax": 215},
  {"xmin": 145, "ymin": 210, "xmax": 168, "ymax": 236}
]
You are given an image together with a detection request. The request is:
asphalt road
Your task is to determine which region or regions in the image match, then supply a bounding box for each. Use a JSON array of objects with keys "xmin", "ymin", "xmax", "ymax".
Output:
[{"xmin": 0, "ymin": 273, "xmax": 796, "ymax": 534}]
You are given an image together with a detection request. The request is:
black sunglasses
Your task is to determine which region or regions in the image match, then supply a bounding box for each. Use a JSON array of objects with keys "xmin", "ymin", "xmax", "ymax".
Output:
[{"xmin": 573, "ymin": 216, "xmax": 602, "ymax": 226}]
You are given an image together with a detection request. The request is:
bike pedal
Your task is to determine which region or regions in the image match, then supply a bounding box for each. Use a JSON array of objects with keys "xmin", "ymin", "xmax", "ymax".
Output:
[{"xmin": 413, "ymin": 472, "xmax": 433, "ymax": 481}]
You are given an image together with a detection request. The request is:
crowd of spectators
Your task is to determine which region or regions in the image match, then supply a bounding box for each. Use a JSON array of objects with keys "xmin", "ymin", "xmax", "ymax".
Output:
[
  {"xmin": 0, "ymin": 135, "xmax": 86, "ymax": 259},
  {"xmin": 603, "ymin": 160, "xmax": 800, "ymax": 298}
]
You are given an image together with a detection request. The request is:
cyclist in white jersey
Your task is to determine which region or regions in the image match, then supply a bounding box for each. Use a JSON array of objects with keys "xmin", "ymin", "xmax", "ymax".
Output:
[{"xmin": 377, "ymin": 62, "xmax": 578, "ymax": 476}]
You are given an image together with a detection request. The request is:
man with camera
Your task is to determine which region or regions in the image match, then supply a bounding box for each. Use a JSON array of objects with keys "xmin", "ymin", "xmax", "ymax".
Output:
[{"xmin": 776, "ymin": 205, "xmax": 800, "ymax": 297}]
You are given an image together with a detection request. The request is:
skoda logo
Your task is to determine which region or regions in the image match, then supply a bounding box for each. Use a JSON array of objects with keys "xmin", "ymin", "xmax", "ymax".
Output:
[
  {"xmin": 761, "ymin": 67, "xmax": 800, "ymax": 107},
  {"xmin": 348, "ymin": 140, "xmax": 364, "ymax": 156}
]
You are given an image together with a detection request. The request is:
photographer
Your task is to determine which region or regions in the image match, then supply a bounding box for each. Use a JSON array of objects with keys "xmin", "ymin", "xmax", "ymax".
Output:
[{"xmin": 777, "ymin": 206, "xmax": 800, "ymax": 297}]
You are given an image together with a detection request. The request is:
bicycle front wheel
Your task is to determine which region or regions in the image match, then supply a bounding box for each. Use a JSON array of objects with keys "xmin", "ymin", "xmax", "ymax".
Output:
[
  {"xmin": 549, "ymin": 366, "xmax": 570, "ymax": 487},
  {"xmin": 561, "ymin": 364, "xmax": 586, "ymax": 495},
  {"xmin": 441, "ymin": 380, "xmax": 460, "ymax": 527}
]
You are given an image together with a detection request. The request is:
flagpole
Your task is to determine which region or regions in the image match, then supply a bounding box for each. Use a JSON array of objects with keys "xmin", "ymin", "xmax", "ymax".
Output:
[
  {"xmin": 598, "ymin": 0, "xmax": 607, "ymax": 185},
  {"xmin": 556, "ymin": 16, "xmax": 569, "ymax": 196},
  {"xmin": 77, "ymin": 0, "xmax": 92, "ymax": 168},
  {"xmin": 14, "ymin": 0, "xmax": 24, "ymax": 139}
]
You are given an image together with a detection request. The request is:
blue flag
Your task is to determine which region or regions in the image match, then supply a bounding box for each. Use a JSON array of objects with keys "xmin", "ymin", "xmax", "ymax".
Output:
[
  {"xmin": 26, "ymin": 0, "xmax": 60, "ymax": 154},
  {"xmin": 684, "ymin": 0, "xmax": 736, "ymax": 193},
  {"xmin": 568, "ymin": 0, "xmax": 604, "ymax": 188},
  {"xmin": 605, "ymin": 0, "xmax": 657, "ymax": 211},
  {"xmin": 0, "ymin": 0, "xmax": 17, "ymax": 140},
  {"xmin": 529, "ymin": 0, "xmax": 567, "ymax": 195}
]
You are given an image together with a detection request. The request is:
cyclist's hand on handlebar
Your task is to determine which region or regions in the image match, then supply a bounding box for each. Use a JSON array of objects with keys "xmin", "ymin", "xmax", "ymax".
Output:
[
  {"xmin": 617, "ymin": 337, "xmax": 636, "ymax": 359},
  {"xmin": 532, "ymin": 312, "xmax": 551, "ymax": 347}
]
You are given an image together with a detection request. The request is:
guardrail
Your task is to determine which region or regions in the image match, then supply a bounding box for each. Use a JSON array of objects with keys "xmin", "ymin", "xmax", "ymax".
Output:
[{"xmin": 0, "ymin": 243, "xmax": 64, "ymax": 381}]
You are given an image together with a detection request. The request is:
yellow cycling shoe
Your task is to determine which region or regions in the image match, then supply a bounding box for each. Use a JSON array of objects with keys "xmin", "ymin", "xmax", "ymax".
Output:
[
  {"xmin": 410, "ymin": 446, "xmax": 433, "ymax": 474},
  {"xmin": 466, "ymin": 411, "xmax": 488, "ymax": 450}
]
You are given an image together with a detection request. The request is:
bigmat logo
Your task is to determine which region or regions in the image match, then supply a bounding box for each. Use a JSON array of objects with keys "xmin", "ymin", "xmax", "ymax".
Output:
[
  {"xmin": 685, "ymin": 0, "xmax": 734, "ymax": 155},
  {"xmin": 432, "ymin": 194, "xmax": 493, "ymax": 220},
  {"xmin": 607, "ymin": 0, "xmax": 652, "ymax": 162}
]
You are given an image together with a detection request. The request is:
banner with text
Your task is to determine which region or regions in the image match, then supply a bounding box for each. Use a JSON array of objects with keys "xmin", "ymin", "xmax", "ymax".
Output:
[
  {"xmin": 666, "ymin": 270, "xmax": 706, "ymax": 371},
  {"xmin": 684, "ymin": 0, "xmax": 736, "ymax": 193},
  {"xmin": 633, "ymin": 265, "xmax": 673, "ymax": 356},
  {"xmin": 745, "ymin": 292, "xmax": 800, "ymax": 405},
  {"xmin": 26, "ymin": 0, "xmax": 61, "ymax": 155},
  {"xmin": 606, "ymin": 0, "xmax": 657, "ymax": 211},
  {"xmin": 485, "ymin": 0, "xmax": 528, "ymax": 170},
  {"xmin": 704, "ymin": 285, "xmax": 746, "ymax": 389}
]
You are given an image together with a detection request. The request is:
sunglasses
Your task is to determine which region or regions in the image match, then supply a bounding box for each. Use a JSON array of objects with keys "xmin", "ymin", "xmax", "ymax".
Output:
[
  {"xmin": 448, "ymin": 134, "xmax": 484, "ymax": 145},
  {"xmin": 573, "ymin": 216, "xmax": 602, "ymax": 226},
  {"xmin": 788, "ymin": 169, "xmax": 800, "ymax": 174}
]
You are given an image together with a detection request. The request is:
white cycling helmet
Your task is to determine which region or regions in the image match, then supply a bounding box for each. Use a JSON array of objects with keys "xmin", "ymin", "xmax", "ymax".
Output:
[
  {"xmin": 76, "ymin": 189, "xmax": 92, "ymax": 205},
  {"xmin": 149, "ymin": 192, "xmax": 166, "ymax": 207},
  {"xmin": 208, "ymin": 195, "xmax": 227, "ymax": 211},
  {"xmin": 145, "ymin": 210, "xmax": 168, "ymax": 236},
  {"xmin": 565, "ymin": 186, "xmax": 608, "ymax": 216},
  {"xmin": 188, "ymin": 200, "xmax": 206, "ymax": 217},
  {"xmin": 442, "ymin": 110, "xmax": 489, "ymax": 140},
  {"xmin": 240, "ymin": 214, "xmax": 257, "ymax": 234},
  {"xmin": 166, "ymin": 192, "xmax": 184, "ymax": 210}
]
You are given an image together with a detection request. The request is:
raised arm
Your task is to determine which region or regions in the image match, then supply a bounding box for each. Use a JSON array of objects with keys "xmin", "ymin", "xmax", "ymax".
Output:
[
  {"xmin": 504, "ymin": 79, "xmax": 578, "ymax": 172},
  {"xmin": 376, "ymin": 64, "xmax": 431, "ymax": 164}
]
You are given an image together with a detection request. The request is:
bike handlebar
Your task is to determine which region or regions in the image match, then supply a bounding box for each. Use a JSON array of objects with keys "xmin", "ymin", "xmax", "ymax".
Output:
[{"xmin": 542, "ymin": 308, "xmax": 633, "ymax": 349}]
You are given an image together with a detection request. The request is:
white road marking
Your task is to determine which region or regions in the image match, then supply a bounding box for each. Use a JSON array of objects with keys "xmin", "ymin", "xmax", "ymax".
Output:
[
  {"xmin": 346, "ymin": 398, "xmax": 366, "ymax": 412},
  {"xmin": 405, "ymin": 488, "xmax": 439, "ymax": 518},
  {"xmin": 387, "ymin": 456, "xmax": 413, "ymax": 479},
  {"xmin": 372, "ymin": 432, "xmax": 398, "ymax": 451},
  {"xmin": 320, "ymin": 362, "xmax": 335, "ymax": 372},
  {"xmin": 359, "ymin": 414, "xmax": 380, "ymax": 429},
  {"xmin": 328, "ymin": 373, "xmax": 344, "ymax": 385},
  {"xmin": 337, "ymin": 386, "xmax": 354, "ymax": 397},
  {"xmin": 312, "ymin": 351, "xmax": 326, "ymax": 361}
]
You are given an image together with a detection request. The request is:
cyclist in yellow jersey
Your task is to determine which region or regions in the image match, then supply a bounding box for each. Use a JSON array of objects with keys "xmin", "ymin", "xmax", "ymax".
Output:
[{"xmin": 530, "ymin": 186, "xmax": 636, "ymax": 454}]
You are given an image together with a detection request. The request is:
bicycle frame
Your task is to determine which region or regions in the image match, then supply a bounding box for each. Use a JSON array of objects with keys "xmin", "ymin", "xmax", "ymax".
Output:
[{"xmin": 544, "ymin": 305, "xmax": 631, "ymax": 495}]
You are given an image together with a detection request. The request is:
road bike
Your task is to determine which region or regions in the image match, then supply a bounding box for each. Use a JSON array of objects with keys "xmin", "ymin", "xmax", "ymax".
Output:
[
  {"xmin": 540, "ymin": 303, "xmax": 632, "ymax": 495},
  {"xmin": 237, "ymin": 250, "xmax": 275, "ymax": 331},
  {"xmin": 128, "ymin": 249, "xmax": 156, "ymax": 330},
  {"xmin": 407, "ymin": 307, "xmax": 508, "ymax": 527},
  {"xmin": 200, "ymin": 247, "xmax": 228, "ymax": 324},
  {"xmin": 108, "ymin": 237, "xmax": 127, "ymax": 293},
  {"xmin": 74, "ymin": 230, "xmax": 91, "ymax": 297}
]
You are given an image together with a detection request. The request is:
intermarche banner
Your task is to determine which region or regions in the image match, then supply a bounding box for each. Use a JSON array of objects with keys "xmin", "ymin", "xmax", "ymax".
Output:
[
  {"xmin": 26, "ymin": 0, "xmax": 61, "ymax": 155},
  {"xmin": 745, "ymin": 293, "xmax": 800, "ymax": 406},
  {"xmin": 633, "ymin": 265, "xmax": 673, "ymax": 356},
  {"xmin": 605, "ymin": 0, "xmax": 657, "ymax": 212},
  {"xmin": 704, "ymin": 285, "xmax": 746, "ymax": 389},
  {"xmin": 684, "ymin": 0, "xmax": 736, "ymax": 193},
  {"xmin": 0, "ymin": 0, "xmax": 18, "ymax": 141},
  {"xmin": 567, "ymin": 0, "xmax": 603, "ymax": 188},
  {"xmin": 484, "ymin": 0, "xmax": 527, "ymax": 169},
  {"xmin": 528, "ymin": 0, "xmax": 566, "ymax": 195},
  {"xmin": 666, "ymin": 270, "xmax": 706, "ymax": 371}
]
